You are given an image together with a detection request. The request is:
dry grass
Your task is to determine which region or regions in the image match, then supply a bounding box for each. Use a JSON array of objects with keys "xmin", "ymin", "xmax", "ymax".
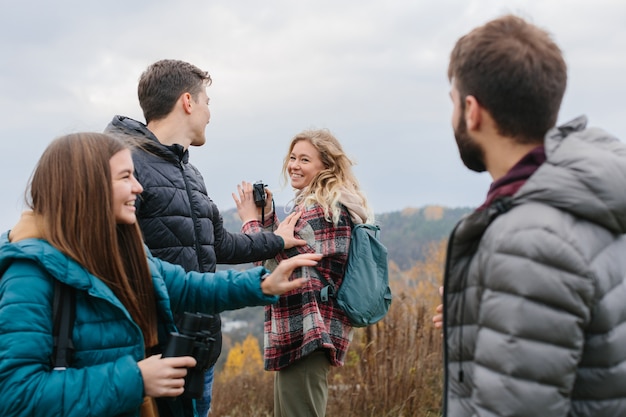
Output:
[{"xmin": 211, "ymin": 291, "xmax": 443, "ymax": 417}]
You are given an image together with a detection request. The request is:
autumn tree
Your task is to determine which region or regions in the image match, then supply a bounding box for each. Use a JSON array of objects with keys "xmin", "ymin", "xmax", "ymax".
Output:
[
  {"xmin": 221, "ymin": 333, "xmax": 264, "ymax": 380},
  {"xmin": 213, "ymin": 334, "xmax": 273, "ymax": 415}
]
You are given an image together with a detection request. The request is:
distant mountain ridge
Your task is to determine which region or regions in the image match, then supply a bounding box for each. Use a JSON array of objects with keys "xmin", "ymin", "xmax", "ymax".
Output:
[{"xmin": 220, "ymin": 205, "xmax": 473, "ymax": 271}]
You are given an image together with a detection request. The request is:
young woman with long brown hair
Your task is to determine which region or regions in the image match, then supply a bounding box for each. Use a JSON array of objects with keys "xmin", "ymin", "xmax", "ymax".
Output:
[{"xmin": 0, "ymin": 132, "xmax": 320, "ymax": 417}]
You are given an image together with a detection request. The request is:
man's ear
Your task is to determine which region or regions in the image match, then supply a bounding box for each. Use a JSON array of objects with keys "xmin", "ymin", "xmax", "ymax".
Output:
[
  {"xmin": 182, "ymin": 92, "xmax": 193, "ymax": 114},
  {"xmin": 465, "ymin": 95, "xmax": 482, "ymax": 131}
]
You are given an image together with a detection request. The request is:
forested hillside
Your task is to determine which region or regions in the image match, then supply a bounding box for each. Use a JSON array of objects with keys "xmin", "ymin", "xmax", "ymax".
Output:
[{"xmin": 376, "ymin": 205, "xmax": 472, "ymax": 269}]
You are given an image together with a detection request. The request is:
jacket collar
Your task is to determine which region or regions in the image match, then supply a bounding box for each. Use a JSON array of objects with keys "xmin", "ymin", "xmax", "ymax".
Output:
[
  {"xmin": 106, "ymin": 115, "xmax": 190, "ymax": 165},
  {"xmin": 516, "ymin": 115, "xmax": 626, "ymax": 234},
  {"xmin": 479, "ymin": 146, "xmax": 546, "ymax": 210}
]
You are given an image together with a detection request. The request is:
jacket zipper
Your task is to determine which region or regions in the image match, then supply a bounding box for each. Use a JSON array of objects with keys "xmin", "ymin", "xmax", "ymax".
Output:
[{"xmin": 442, "ymin": 220, "xmax": 461, "ymax": 417}]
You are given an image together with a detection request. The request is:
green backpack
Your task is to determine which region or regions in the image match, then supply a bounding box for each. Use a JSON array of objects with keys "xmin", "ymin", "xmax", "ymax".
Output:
[{"xmin": 319, "ymin": 222, "xmax": 392, "ymax": 327}]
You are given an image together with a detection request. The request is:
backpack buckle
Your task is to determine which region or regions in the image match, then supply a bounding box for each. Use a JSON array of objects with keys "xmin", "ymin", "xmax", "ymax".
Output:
[{"xmin": 320, "ymin": 285, "xmax": 334, "ymax": 302}]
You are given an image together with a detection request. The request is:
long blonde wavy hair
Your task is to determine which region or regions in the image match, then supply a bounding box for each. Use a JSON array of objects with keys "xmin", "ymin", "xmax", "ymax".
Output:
[{"xmin": 281, "ymin": 129, "xmax": 371, "ymax": 225}]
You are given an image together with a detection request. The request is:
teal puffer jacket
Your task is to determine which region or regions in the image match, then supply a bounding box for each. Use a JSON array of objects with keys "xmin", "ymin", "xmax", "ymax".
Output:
[{"xmin": 0, "ymin": 233, "xmax": 277, "ymax": 417}]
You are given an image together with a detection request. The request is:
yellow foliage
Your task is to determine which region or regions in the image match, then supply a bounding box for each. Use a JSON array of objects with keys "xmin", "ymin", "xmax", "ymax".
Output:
[
  {"xmin": 422, "ymin": 205, "xmax": 444, "ymax": 221},
  {"xmin": 221, "ymin": 334, "xmax": 264, "ymax": 380},
  {"xmin": 401, "ymin": 207, "xmax": 420, "ymax": 216}
]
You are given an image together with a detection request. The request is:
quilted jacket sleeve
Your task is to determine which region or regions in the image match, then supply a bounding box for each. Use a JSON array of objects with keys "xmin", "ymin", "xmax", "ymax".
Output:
[
  {"xmin": 0, "ymin": 260, "xmax": 144, "ymax": 417},
  {"xmin": 470, "ymin": 210, "xmax": 596, "ymax": 416},
  {"xmin": 150, "ymin": 256, "xmax": 278, "ymax": 317},
  {"xmin": 212, "ymin": 209, "xmax": 285, "ymax": 264}
]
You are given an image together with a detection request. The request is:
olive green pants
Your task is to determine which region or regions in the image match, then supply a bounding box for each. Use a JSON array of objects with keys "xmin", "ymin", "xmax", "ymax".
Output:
[{"xmin": 274, "ymin": 351, "xmax": 331, "ymax": 417}]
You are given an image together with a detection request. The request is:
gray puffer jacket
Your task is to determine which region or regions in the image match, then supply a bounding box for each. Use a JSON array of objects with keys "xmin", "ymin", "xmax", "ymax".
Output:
[{"xmin": 443, "ymin": 116, "xmax": 626, "ymax": 417}]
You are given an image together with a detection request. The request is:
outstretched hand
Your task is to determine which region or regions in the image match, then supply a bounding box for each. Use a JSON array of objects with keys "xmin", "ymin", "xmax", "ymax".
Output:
[
  {"xmin": 261, "ymin": 253, "xmax": 323, "ymax": 295},
  {"xmin": 432, "ymin": 286, "xmax": 444, "ymax": 329},
  {"xmin": 274, "ymin": 211, "xmax": 307, "ymax": 249},
  {"xmin": 138, "ymin": 354, "xmax": 197, "ymax": 398}
]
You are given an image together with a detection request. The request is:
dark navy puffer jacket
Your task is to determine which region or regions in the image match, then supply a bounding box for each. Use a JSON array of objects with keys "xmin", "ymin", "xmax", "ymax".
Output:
[{"xmin": 105, "ymin": 115, "xmax": 285, "ymax": 272}]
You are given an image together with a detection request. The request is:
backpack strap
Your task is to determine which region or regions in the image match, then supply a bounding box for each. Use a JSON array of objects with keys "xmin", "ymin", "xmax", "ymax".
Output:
[
  {"xmin": 52, "ymin": 279, "xmax": 76, "ymax": 369},
  {"xmin": 318, "ymin": 206, "xmax": 353, "ymax": 302}
]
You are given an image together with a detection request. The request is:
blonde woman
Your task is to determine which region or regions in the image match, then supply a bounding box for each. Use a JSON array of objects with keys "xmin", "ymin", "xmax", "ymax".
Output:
[{"xmin": 233, "ymin": 128, "xmax": 373, "ymax": 417}]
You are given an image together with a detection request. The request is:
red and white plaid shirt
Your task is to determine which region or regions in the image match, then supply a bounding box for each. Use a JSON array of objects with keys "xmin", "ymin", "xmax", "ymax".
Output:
[{"xmin": 242, "ymin": 203, "xmax": 353, "ymax": 371}]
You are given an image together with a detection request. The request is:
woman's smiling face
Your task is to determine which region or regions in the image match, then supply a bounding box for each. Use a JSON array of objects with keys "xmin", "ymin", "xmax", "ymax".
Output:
[
  {"xmin": 287, "ymin": 140, "xmax": 326, "ymax": 190},
  {"xmin": 110, "ymin": 149, "xmax": 143, "ymax": 224}
]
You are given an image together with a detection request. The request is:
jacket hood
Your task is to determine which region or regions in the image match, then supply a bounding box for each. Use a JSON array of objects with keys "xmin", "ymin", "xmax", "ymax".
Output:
[
  {"xmin": 105, "ymin": 115, "xmax": 156, "ymax": 142},
  {"xmin": 104, "ymin": 115, "xmax": 188, "ymax": 164},
  {"xmin": 516, "ymin": 116, "xmax": 626, "ymax": 234},
  {"xmin": 0, "ymin": 232, "xmax": 98, "ymax": 291},
  {"xmin": 0, "ymin": 231, "xmax": 140, "ymax": 324}
]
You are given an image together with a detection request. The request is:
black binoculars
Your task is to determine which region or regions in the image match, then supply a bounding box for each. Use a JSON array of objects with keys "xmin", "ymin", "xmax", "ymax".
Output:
[{"xmin": 162, "ymin": 312, "xmax": 219, "ymax": 399}]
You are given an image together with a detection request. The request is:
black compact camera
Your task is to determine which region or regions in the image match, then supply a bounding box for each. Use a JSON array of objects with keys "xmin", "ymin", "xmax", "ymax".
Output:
[
  {"xmin": 162, "ymin": 312, "xmax": 219, "ymax": 399},
  {"xmin": 253, "ymin": 181, "xmax": 267, "ymax": 208}
]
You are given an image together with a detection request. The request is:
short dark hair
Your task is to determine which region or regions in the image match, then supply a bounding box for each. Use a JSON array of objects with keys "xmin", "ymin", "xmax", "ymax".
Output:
[
  {"xmin": 138, "ymin": 59, "xmax": 212, "ymax": 123},
  {"xmin": 448, "ymin": 15, "xmax": 567, "ymax": 143}
]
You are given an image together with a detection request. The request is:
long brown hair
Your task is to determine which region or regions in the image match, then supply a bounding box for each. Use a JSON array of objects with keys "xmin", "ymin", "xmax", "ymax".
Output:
[{"xmin": 27, "ymin": 132, "xmax": 158, "ymax": 348}]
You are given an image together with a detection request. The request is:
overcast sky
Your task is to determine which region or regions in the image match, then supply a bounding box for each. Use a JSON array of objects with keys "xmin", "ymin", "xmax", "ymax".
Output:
[{"xmin": 1, "ymin": 0, "xmax": 625, "ymax": 231}]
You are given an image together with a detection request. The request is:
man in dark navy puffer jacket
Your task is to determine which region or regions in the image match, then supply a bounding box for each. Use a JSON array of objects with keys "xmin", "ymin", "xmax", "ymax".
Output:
[{"xmin": 105, "ymin": 59, "xmax": 305, "ymax": 417}]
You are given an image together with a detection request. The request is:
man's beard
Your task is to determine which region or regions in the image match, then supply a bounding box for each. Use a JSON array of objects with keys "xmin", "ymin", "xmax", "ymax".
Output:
[{"xmin": 454, "ymin": 114, "xmax": 486, "ymax": 173}]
